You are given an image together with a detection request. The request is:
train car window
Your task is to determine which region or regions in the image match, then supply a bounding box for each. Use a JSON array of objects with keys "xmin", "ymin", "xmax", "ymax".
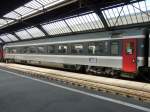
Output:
[
  {"xmin": 126, "ymin": 42, "xmax": 134, "ymax": 55},
  {"xmin": 5, "ymin": 48, "xmax": 9, "ymax": 53},
  {"xmin": 111, "ymin": 41, "xmax": 119, "ymax": 56},
  {"xmin": 95, "ymin": 42, "xmax": 104, "ymax": 55},
  {"xmin": 37, "ymin": 46, "xmax": 46, "ymax": 54},
  {"xmin": 9, "ymin": 48, "xmax": 17, "ymax": 54},
  {"xmin": 104, "ymin": 41, "xmax": 109, "ymax": 54},
  {"xmin": 88, "ymin": 41, "xmax": 109, "ymax": 55},
  {"xmin": 88, "ymin": 43, "xmax": 96, "ymax": 55},
  {"xmin": 58, "ymin": 45, "xmax": 68, "ymax": 54},
  {"xmin": 19, "ymin": 47, "xmax": 24, "ymax": 54},
  {"xmin": 13, "ymin": 48, "xmax": 17, "ymax": 53},
  {"xmin": 22, "ymin": 47, "xmax": 29, "ymax": 54},
  {"xmin": 71, "ymin": 44, "xmax": 83, "ymax": 54},
  {"xmin": 48, "ymin": 45, "xmax": 55, "ymax": 54},
  {"xmin": 29, "ymin": 46, "xmax": 37, "ymax": 54},
  {"xmin": 17, "ymin": 47, "xmax": 22, "ymax": 54}
]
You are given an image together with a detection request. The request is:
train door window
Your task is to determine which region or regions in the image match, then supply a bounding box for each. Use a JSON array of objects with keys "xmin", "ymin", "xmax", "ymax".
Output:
[
  {"xmin": 37, "ymin": 46, "xmax": 46, "ymax": 54},
  {"xmin": 111, "ymin": 41, "xmax": 119, "ymax": 56},
  {"xmin": 58, "ymin": 45, "xmax": 68, "ymax": 54},
  {"xmin": 126, "ymin": 42, "xmax": 134, "ymax": 55},
  {"xmin": 71, "ymin": 44, "xmax": 83, "ymax": 54},
  {"xmin": 88, "ymin": 43, "xmax": 96, "ymax": 55},
  {"xmin": 48, "ymin": 45, "xmax": 55, "ymax": 54}
]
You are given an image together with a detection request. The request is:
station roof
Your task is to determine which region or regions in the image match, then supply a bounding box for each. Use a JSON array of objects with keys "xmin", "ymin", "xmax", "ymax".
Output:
[{"xmin": 0, "ymin": 0, "xmax": 149, "ymax": 44}]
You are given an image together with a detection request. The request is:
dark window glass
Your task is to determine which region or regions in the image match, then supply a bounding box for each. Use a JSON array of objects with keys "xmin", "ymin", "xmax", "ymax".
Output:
[
  {"xmin": 29, "ymin": 46, "xmax": 37, "ymax": 54},
  {"xmin": 19, "ymin": 47, "xmax": 24, "ymax": 54},
  {"xmin": 94, "ymin": 41, "xmax": 109, "ymax": 55},
  {"xmin": 22, "ymin": 46, "xmax": 36, "ymax": 54},
  {"xmin": 16, "ymin": 47, "xmax": 21, "ymax": 54},
  {"xmin": 104, "ymin": 41, "xmax": 109, "ymax": 54},
  {"xmin": 22, "ymin": 47, "xmax": 29, "ymax": 54},
  {"xmin": 111, "ymin": 41, "xmax": 119, "ymax": 56},
  {"xmin": 58, "ymin": 45, "xmax": 68, "ymax": 54},
  {"xmin": 71, "ymin": 44, "xmax": 83, "ymax": 54},
  {"xmin": 48, "ymin": 45, "xmax": 55, "ymax": 54},
  {"xmin": 37, "ymin": 46, "xmax": 46, "ymax": 54},
  {"xmin": 9, "ymin": 48, "xmax": 17, "ymax": 54},
  {"xmin": 88, "ymin": 43, "xmax": 96, "ymax": 55},
  {"xmin": 97, "ymin": 42, "xmax": 104, "ymax": 54},
  {"xmin": 5, "ymin": 48, "xmax": 10, "ymax": 53}
]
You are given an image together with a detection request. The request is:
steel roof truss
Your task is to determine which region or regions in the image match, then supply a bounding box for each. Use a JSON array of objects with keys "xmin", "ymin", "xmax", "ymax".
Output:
[
  {"xmin": 94, "ymin": 9, "xmax": 109, "ymax": 30},
  {"xmin": 11, "ymin": 33, "xmax": 22, "ymax": 41},
  {"xmin": 36, "ymin": 25, "xmax": 49, "ymax": 37}
]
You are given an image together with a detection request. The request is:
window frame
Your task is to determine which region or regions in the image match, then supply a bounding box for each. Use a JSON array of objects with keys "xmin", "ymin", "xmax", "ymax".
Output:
[
  {"xmin": 111, "ymin": 40, "xmax": 120, "ymax": 56},
  {"xmin": 71, "ymin": 43, "xmax": 84, "ymax": 55},
  {"xmin": 57, "ymin": 44, "xmax": 68, "ymax": 54}
]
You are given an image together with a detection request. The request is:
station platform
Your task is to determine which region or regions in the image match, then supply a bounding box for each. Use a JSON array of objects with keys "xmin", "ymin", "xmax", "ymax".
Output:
[
  {"xmin": 0, "ymin": 68, "xmax": 150, "ymax": 112},
  {"xmin": 0, "ymin": 63, "xmax": 150, "ymax": 101}
]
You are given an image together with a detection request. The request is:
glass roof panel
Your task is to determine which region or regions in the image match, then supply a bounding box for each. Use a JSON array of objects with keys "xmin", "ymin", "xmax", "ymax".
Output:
[
  {"xmin": 0, "ymin": 19, "xmax": 7, "ymax": 25},
  {"xmin": 43, "ymin": 0, "xmax": 65, "ymax": 9},
  {"xmin": 15, "ymin": 29, "xmax": 33, "ymax": 40},
  {"xmin": 0, "ymin": 19, "xmax": 13, "ymax": 28},
  {"xmin": 2, "ymin": 0, "xmax": 150, "ymax": 42},
  {"xmin": 42, "ymin": 20, "xmax": 71, "ymax": 35},
  {"xmin": 6, "ymin": 34, "xmax": 18, "ymax": 41},
  {"xmin": 14, "ymin": 6, "xmax": 35, "ymax": 17},
  {"xmin": 0, "ymin": 35, "xmax": 12, "ymax": 42},
  {"xmin": 4, "ymin": 11, "xmax": 21, "ymax": 20},
  {"xmin": 1, "ymin": 0, "xmax": 66, "ymax": 28},
  {"xmin": 102, "ymin": 0, "xmax": 150, "ymax": 27},
  {"xmin": 25, "ymin": 0, "xmax": 42, "ymax": 10},
  {"xmin": 26, "ymin": 27, "xmax": 45, "ymax": 38},
  {"xmin": 37, "ymin": 0, "xmax": 52, "ymax": 5},
  {"xmin": 65, "ymin": 12, "xmax": 104, "ymax": 32}
]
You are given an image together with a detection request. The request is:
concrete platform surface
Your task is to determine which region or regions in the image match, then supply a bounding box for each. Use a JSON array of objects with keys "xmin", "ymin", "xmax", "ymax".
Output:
[{"xmin": 0, "ymin": 69, "xmax": 150, "ymax": 112}]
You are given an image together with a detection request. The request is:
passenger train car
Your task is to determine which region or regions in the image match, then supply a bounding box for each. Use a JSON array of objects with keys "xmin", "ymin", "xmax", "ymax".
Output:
[{"xmin": 3, "ymin": 28, "xmax": 150, "ymax": 78}]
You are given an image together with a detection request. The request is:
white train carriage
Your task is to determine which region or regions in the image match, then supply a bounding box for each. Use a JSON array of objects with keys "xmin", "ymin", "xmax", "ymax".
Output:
[{"xmin": 3, "ymin": 29, "xmax": 150, "ymax": 78}]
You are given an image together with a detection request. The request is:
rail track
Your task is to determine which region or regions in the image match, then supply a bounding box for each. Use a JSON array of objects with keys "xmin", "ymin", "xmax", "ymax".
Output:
[{"xmin": 0, "ymin": 63, "xmax": 150, "ymax": 102}]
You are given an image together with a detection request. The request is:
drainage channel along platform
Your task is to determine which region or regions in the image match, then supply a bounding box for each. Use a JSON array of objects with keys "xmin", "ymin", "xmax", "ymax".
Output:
[{"xmin": 0, "ymin": 63, "xmax": 150, "ymax": 102}]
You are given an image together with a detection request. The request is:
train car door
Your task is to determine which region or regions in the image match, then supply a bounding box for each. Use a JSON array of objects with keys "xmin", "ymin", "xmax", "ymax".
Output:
[{"xmin": 122, "ymin": 38, "xmax": 137, "ymax": 73}]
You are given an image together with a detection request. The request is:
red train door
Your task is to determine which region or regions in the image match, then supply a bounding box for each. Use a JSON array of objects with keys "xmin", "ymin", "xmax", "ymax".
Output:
[{"xmin": 122, "ymin": 38, "xmax": 137, "ymax": 73}]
